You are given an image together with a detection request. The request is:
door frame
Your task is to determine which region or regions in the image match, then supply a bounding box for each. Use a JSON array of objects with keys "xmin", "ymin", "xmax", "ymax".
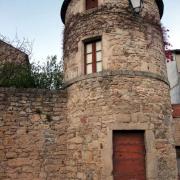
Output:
[
  {"xmin": 101, "ymin": 123, "xmax": 158, "ymax": 180},
  {"xmin": 112, "ymin": 130, "xmax": 146, "ymax": 180}
]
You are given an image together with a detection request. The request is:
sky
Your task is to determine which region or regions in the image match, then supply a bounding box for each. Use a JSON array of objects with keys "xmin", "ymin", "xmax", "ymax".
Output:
[
  {"xmin": 162, "ymin": 0, "xmax": 180, "ymax": 49},
  {"xmin": 0, "ymin": 0, "xmax": 179, "ymax": 62}
]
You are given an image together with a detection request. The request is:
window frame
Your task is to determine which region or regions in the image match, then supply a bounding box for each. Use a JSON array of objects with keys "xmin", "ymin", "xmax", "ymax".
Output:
[{"xmin": 84, "ymin": 39, "xmax": 102, "ymax": 75}]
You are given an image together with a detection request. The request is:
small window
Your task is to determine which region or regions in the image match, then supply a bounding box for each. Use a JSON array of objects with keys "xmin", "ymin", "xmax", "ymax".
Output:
[
  {"xmin": 86, "ymin": 0, "xmax": 98, "ymax": 10},
  {"xmin": 84, "ymin": 40, "xmax": 102, "ymax": 75},
  {"xmin": 176, "ymin": 147, "xmax": 180, "ymax": 179},
  {"xmin": 176, "ymin": 55, "xmax": 180, "ymax": 73}
]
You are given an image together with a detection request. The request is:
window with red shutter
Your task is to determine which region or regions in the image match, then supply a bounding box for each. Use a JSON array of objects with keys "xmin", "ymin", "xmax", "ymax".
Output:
[
  {"xmin": 86, "ymin": 0, "xmax": 98, "ymax": 10},
  {"xmin": 84, "ymin": 40, "xmax": 102, "ymax": 75}
]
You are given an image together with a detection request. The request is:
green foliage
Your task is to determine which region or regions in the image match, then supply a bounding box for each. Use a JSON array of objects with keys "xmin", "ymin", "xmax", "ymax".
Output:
[
  {"xmin": 0, "ymin": 56, "xmax": 64, "ymax": 89},
  {"xmin": 0, "ymin": 63, "xmax": 35, "ymax": 88},
  {"xmin": 31, "ymin": 56, "xmax": 64, "ymax": 89}
]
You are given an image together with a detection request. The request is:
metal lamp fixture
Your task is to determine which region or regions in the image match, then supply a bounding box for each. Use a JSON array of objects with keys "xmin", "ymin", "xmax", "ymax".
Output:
[{"xmin": 129, "ymin": 0, "xmax": 144, "ymax": 13}]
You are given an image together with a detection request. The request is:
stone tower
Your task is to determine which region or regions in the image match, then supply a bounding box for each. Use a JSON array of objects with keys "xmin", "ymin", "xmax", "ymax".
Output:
[{"xmin": 61, "ymin": 0, "xmax": 177, "ymax": 179}]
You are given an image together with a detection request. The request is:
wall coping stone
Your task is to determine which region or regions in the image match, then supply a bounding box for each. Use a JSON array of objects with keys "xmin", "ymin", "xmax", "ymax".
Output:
[
  {"xmin": 63, "ymin": 70, "xmax": 169, "ymax": 88},
  {"xmin": 0, "ymin": 87, "xmax": 67, "ymax": 95},
  {"xmin": 0, "ymin": 40, "xmax": 28, "ymax": 56}
]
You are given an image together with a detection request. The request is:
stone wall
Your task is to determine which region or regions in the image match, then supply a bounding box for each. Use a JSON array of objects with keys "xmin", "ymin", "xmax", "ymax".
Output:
[
  {"xmin": 63, "ymin": 1, "xmax": 166, "ymax": 82},
  {"xmin": 174, "ymin": 118, "xmax": 180, "ymax": 146},
  {"xmin": 65, "ymin": 74, "xmax": 177, "ymax": 180},
  {"xmin": 0, "ymin": 40, "xmax": 29, "ymax": 65},
  {"xmin": 65, "ymin": 0, "xmax": 160, "ymax": 24},
  {"xmin": 0, "ymin": 88, "xmax": 67, "ymax": 180},
  {"xmin": 63, "ymin": 0, "xmax": 178, "ymax": 179},
  {"xmin": 0, "ymin": 0, "xmax": 178, "ymax": 179}
]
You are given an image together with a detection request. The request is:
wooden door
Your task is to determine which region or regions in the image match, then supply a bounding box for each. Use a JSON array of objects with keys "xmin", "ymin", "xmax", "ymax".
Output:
[
  {"xmin": 86, "ymin": 0, "xmax": 98, "ymax": 10},
  {"xmin": 113, "ymin": 131, "xmax": 146, "ymax": 180}
]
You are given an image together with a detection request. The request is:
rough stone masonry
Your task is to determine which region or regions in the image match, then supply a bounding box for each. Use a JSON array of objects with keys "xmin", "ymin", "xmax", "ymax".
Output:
[
  {"xmin": 0, "ymin": 0, "xmax": 178, "ymax": 179},
  {"xmin": 62, "ymin": 0, "xmax": 177, "ymax": 179},
  {"xmin": 0, "ymin": 40, "xmax": 29, "ymax": 65},
  {"xmin": 0, "ymin": 88, "xmax": 67, "ymax": 179}
]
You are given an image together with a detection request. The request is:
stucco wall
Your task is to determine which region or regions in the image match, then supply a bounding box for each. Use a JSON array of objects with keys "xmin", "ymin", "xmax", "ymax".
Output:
[
  {"xmin": 0, "ymin": 88, "xmax": 67, "ymax": 180},
  {"xmin": 166, "ymin": 53, "xmax": 180, "ymax": 104},
  {"xmin": 176, "ymin": 54, "xmax": 180, "ymax": 72}
]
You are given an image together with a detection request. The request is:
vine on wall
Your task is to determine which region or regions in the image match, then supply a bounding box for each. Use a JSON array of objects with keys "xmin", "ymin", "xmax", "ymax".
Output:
[{"xmin": 161, "ymin": 25, "xmax": 173, "ymax": 63}]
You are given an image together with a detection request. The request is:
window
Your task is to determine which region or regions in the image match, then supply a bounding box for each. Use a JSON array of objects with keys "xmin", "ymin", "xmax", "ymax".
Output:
[
  {"xmin": 86, "ymin": 0, "xmax": 98, "ymax": 10},
  {"xmin": 176, "ymin": 54, "xmax": 180, "ymax": 73},
  {"xmin": 85, "ymin": 40, "xmax": 102, "ymax": 75},
  {"xmin": 176, "ymin": 147, "xmax": 180, "ymax": 179}
]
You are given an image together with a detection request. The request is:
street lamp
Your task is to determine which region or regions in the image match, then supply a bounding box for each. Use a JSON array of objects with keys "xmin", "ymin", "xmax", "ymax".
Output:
[{"xmin": 129, "ymin": 0, "xmax": 144, "ymax": 14}]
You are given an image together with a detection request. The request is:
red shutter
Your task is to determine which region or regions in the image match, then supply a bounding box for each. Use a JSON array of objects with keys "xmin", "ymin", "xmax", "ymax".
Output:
[
  {"xmin": 92, "ymin": 42, "xmax": 96, "ymax": 73},
  {"xmin": 172, "ymin": 104, "xmax": 180, "ymax": 118},
  {"xmin": 86, "ymin": 0, "xmax": 98, "ymax": 10},
  {"xmin": 113, "ymin": 131, "xmax": 146, "ymax": 180},
  {"xmin": 84, "ymin": 44, "xmax": 87, "ymax": 74}
]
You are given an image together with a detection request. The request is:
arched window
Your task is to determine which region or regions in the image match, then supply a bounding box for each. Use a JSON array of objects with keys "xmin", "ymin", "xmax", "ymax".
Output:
[{"xmin": 86, "ymin": 0, "xmax": 98, "ymax": 10}]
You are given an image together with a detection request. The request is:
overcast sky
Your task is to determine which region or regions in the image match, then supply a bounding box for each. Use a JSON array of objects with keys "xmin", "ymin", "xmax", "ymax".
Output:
[{"xmin": 0, "ymin": 0, "xmax": 179, "ymax": 62}]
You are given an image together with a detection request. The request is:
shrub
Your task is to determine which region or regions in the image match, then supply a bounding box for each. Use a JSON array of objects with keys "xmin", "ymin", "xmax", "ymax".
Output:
[{"xmin": 0, "ymin": 56, "xmax": 64, "ymax": 89}]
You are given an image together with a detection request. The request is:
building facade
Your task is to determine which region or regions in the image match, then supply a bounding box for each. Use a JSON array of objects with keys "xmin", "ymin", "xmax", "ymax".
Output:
[
  {"xmin": 166, "ymin": 50, "xmax": 180, "ymax": 104},
  {"xmin": 166, "ymin": 50, "xmax": 180, "ymax": 179},
  {"xmin": 62, "ymin": 0, "xmax": 177, "ymax": 179},
  {"xmin": 0, "ymin": 0, "xmax": 179, "ymax": 179},
  {"xmin": 0, "ymin": 40, "xmax": 29, "ymax": 65}
]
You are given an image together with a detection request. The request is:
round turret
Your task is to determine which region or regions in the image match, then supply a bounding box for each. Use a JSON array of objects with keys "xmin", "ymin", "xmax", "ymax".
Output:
[{"xmin": 61, "ymin": 0, "xmax": 177, "ymax": 179}]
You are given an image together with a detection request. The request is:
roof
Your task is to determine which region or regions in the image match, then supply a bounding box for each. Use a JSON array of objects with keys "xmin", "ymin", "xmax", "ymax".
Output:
[
  {"xmin": 0, "ymin": 40, "xmax": 29, "ymax": 65},
  {"xmin": 61, "ymin": 0, "xmax": 164, "ymax": 24},
  {"xmin": 0, "ymin": 40, "xmax": 28, "ymax": 56}
]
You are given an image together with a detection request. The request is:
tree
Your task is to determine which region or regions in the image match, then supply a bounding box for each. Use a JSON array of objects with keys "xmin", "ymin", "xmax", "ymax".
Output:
[
  {"xmin": 0, "ymin": 62, "xmax": 35, "ymax": 88},
  {"xmin": 0, "ymin": 56, "xmax": 64, "ymax": 89},
  {"xmin": 0, "ymin": 34, "xmax": 64, "ymax": 89},
  {"xmin": 31, "ymin": 55, "xmax": 64, "ymax": 89}
]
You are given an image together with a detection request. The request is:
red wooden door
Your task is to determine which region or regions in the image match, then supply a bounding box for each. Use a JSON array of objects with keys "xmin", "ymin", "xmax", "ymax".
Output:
[
  {"xmin": 86, "ymin": 0, "xmax": 98, "ymax": 10},
  {"xmin": 113, "ymin": 131, "xmax": 146, "ymax": 180}
]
